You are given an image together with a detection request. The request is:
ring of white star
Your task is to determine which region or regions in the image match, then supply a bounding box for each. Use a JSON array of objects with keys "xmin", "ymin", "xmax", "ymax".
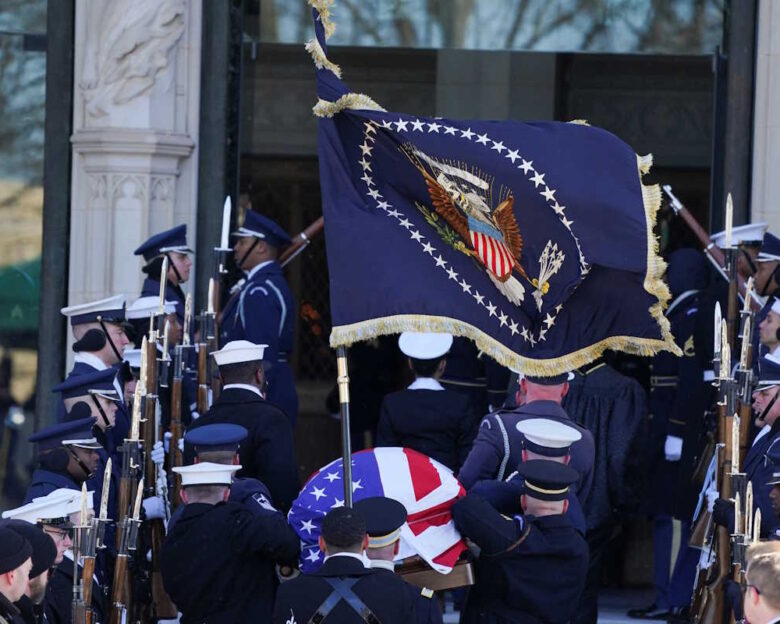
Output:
[{"xmin": 356, "ymin": 118, "xmax": 584, "ymax": 344}]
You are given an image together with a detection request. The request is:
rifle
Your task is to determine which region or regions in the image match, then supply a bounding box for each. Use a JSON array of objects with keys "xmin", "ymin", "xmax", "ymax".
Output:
[
  {"xmin": 169, "ymin": 336, "xmax": 186, "ymax": 510},
  {"xmin": 110, "ymin": 484, "xmax": 143, "ymax": 624},
  {"xmin": 115, "ymin": 383, "xmax": 142, "ymax": 550},
  {"xmin": 663, "ymin": 186, "xmax": 762, "ymax": 315},
  {"xmin": 197, "ymin": 278, "xmax": 217, "ymax": 413},
  {"xmin": 279, "ymin": 216, "xmax": 325, "ymax": 268},
  {"xmin": 72, "ymin": 485, "xmax": 97, "ymax": 624},
  {"xmin": 141, "ymin": 323, "xmax": 178, "ymax": 620}
]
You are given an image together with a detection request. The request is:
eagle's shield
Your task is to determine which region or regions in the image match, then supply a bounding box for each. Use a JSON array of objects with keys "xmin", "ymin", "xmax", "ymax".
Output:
[{"xmin": 467, "ymin": 216, "xmax": 515, "ymax": 280}]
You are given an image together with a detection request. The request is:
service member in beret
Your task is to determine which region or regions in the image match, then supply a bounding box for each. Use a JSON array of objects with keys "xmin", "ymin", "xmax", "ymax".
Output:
[{"xmin": 0, "ymin": 526, "xmax": 33, "ymax": 624}]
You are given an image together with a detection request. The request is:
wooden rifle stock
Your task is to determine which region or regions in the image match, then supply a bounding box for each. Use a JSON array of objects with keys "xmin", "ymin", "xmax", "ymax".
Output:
[
  {"xmin": 151, "ymin": 520, "xmax": 177, "ymax": 617},
  {"xmin": 169, "ymin": 375, "xmax": 183, "ymax": 509},
  {"xmin": 278, "ymin": 216, "xmax": 325, "ymax": 267},
  {"xmin": 109, "ymin": 554, "xmax": 129, "ymax": 624},
  {"xmin": 197, "ymin": 343, "xmax": 209, "ymax": 414}
]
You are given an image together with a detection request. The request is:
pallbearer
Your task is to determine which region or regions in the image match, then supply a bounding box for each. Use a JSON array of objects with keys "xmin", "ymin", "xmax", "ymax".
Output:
[
  {"xmin": 161, "ymin": 463, "xmax": 299, "ymax": 623},
  {"xmin": 184, "ymin": 341, "xmax": 299, "ymax": 512},
  {"xmin": 453, "ymin": 460, "xmax": 588, "ymax": 623},
  {"xmin": 220, "ymin": 211, "xmax": 298, "ymax": 424}
]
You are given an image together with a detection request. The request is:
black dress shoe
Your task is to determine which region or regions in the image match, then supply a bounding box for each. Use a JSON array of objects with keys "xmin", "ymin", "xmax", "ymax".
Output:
[{"xmin": 628, "ymin": 604, "xmax": 672, "ymax": 619}]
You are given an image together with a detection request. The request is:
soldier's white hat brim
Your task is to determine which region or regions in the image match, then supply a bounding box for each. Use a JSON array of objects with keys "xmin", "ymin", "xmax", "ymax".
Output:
[
  {"xmin": 123, "ymin": 349, "xmax": 143, "ymax": 369},
  {"xmin": 126, "ymin": 296, "xmax": 178, "ymax": 320},
  {"xmin": 88, "ymin": 389, "xmax": 121, "ymax": 402},
  {"xmin": 2, "ymin": 490, "xmax": 75, "ymax": 523},
  {"xmin": 710, "ymin": 223, "xmax": 768, "ymax": 248},
  {"xmin": 213, "ymin": 340, "xmax": 267, "ymax": 366},
  {"xmin": 398, "ymin": 332, "xmax": 453, "ymax": 359},
  {"xmin": 34, "ymin": 489, "xmax": 94, "ymax": 515},
  {"xmin": 158, "ymin": 245, "xmax": 193, "ymax": 255},
  {"xmin": 61, "ymin": 295, "xmax": 126, "ymax": 318},
  {"xmin": 770, "ymin": 299, "xmax": 780, "ymax": 316},
  {"xmin": 516, "ymin": 418, "xmax": 582, "ymax": 448},
  {"xmin": 173, "ymin": 462, "xmax": 241, "ymax": 486},
  {"xmin": 62, "ymin": 437, "xmax": 103, "ymax": 450},
  {"xmin": 757, "ymin": 253, "xmax": 780, "ymax": 263},
  {"xmin": 767, "ymin": 472, "xmax": 780, "ymax": 486},
  {"xmin": 232, "ymin": 227, "xmax": 266, "ymax": 239}
]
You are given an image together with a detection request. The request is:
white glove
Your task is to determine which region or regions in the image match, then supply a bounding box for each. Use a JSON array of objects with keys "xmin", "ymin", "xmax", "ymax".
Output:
[
  {"xmin": 142, "ymin": 496, "xmax": 166, "ymax": 520},
  {"xmin": 178, "ymin": 438, "xmax": 184, "ymax": 453},
  {"xmin": 706, "ymin": 487, "xmax": 719, "ymax": 513},
  {"xmin": 163, "ymin": 431, "xmax": 172, "ymax": 454},
  {"xmin": 151, "ymin": 440, "xmax": 165, "ymax": 467},
  {"xmin": 664, "ymin": 435, "xmax": 683, "ymax": 462},
  {"xmin": 190, "ymin": 410, "xmax": 200, "ymax": 421}
]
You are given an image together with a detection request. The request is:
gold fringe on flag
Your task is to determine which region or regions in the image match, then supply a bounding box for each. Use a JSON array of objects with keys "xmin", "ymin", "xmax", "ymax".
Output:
[
  {"xmin": 305, "ymin": 38, "xmax": 342, "ymax": 79},
  {"xmin": 313, "ymin": 93, "xmax": 386, "ymax": 118},
  {"xmin": 308, "ymin": 0, "xmax": 336, "ymax": 40}
]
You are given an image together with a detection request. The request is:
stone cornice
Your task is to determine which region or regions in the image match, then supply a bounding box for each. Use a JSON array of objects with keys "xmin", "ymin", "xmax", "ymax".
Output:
[{"xmin": 71, "ymin": 128, "xmax": 194, "ymax": 158}]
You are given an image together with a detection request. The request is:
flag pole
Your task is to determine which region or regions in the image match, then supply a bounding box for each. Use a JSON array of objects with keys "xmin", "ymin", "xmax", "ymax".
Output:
[{"xmin": 336, "ymin": 346, "xmax": 353, "ymax": 507}]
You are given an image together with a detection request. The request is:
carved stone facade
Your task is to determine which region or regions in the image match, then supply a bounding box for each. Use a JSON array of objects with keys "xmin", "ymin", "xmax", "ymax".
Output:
[
  {"xmin": 68, "ymin": 0, "xmax": 201, "ymax": 312},
  {"xmin": 751, "ymin": 0, "xmax": 780, "ymax": 231}
]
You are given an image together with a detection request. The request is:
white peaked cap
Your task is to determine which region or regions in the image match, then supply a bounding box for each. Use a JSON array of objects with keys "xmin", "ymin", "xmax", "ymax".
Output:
[
  {"xmin": 126, "ymin": 296, "xmax": 177, "ymax": 320},
  {"xmin": 516, "ymin": 418, "xmax": 582, "ymax": 448},
  {"xmin": 173, "ymin": 462, "xmax": 241, "ymax": 486},
  {"xmin": 2, "ymin": 490, "xmax": 75, "ymax": 523},
  {"xmin": 61, "ymin": 294, "xmax": 126, "ymax": 318},
  {"xmin": 123, "ymin": 348, "xmax": 143, "ymax": 369},
  {"xmin": 212, "ymin": 340, "xmax": 267, "ymax": 366},
  {"xmin": 33, "ymin": 488, "xmax": 94, "ymax": 515},
  {"xmin": 711, "ymin": 222, "xmax": 768, "ymax": 248},
  {"xmin": 771, "ymin": 298, "xmax": 780, "ymax": 316},
  {"xmin": 398, "ymin": 332, "xmax": 454, "ymax": 359}
]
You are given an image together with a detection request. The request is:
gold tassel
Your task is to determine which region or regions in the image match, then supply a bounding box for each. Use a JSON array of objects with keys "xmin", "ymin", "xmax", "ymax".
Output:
[
  {"xmin": 305, "ymin": 39, "xmax": 342, "ymax": 79},
  {"xmin": 313, "ymin": 93, "xmax": 386, "ymax": 118}
]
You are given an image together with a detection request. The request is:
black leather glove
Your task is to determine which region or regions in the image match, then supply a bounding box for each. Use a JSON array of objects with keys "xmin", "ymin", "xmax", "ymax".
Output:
[{"xmin": 712, "ymin": 498, "xmax": 735, "ymax": 533}]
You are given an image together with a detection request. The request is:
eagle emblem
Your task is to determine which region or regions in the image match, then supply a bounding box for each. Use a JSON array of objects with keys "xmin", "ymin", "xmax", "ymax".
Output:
[{"xmin": 403, "ymin": 145, "xmax": 562, "ymax": 309}]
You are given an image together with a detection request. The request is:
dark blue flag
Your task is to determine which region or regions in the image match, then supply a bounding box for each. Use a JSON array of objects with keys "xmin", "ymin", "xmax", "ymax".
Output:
[{"xmin": 308, "ymin": 2, "xmax": 679, "ymax": 375}]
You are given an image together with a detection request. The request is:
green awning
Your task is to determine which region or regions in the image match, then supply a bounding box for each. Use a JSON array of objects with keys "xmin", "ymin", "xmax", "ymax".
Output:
[{"xmin": 0, "ymin": 257, "xmax": 40, "ymax": 335}]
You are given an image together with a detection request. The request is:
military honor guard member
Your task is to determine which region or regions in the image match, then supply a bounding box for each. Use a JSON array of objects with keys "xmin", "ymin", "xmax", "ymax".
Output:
[
  {"xmin": 272, "ymin": 506, "xmax": 418, "ymax": 624},
  {"xmin": 377, "ymin": 332, "xmax": 476, "ymax": 473},
  {"xmin": 220, "ymin": 211, "xmax": 298, "ymax": 424},
  {"xmin": 3, "ymin": 490, "xmax": 81, "ymax": 566},
  {"xmin": 0, "ymin": 520, "xmax": 57, "ymax": 624},
  {"xmin": 759, "ymin": 298, "xmax": 780, "ymax": 358},
  {"xmin": 168, "ymin": 424, "xmax": 281, "ymax": 532},
  {"xmin": 453, "ymin": 460, "xmax": 588, "ymax": 623},
  {"xmin": 184, "ymin": 340, "xmax": 299, "ymax": 511},
  {"xmin": 133, "ymin": 224, "xmax": 193, "ymax": 328},
  {"xmin": 458, "ymin": 372, "xmax": 595, "ymax": 505},
  {"xmin": 629, "ymin": 249, "xmax": 707, "ymax": 621},
  {"xmin": 467, "ymin": 418, "xmax": 588, "ymax": 537},
  {"xmin": 0, "ymin": 527, "xmax": 32, "ymax": 624},
  {"xmin": 354, "ymin": 496, "xmax": 443, "ymax": 624},
  {"xmin": 161, "ymin": 462, "xmax": 299, "ymax": 623},
  {"xmin": 713, "ymin": 353, "xmax": 780, "ymax": 538},
  {"xmin": 22, "ymin": 418, "xmax": 101, "ymax": 503},
  {"xmin": 41, "ymin": 490, "xmax": 107, "ymax": 624}
]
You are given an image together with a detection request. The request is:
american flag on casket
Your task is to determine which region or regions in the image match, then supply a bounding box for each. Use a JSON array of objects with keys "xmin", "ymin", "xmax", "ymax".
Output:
[{"xmin": 288, "ymin": 447, "xmax": 467, "ymax": 574}]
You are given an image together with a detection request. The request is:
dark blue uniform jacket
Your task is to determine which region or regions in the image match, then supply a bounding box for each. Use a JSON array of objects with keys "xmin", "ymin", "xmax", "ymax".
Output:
[{"xmin": 161, "ymin": 501, "xmax": 299, "ymax": 624}]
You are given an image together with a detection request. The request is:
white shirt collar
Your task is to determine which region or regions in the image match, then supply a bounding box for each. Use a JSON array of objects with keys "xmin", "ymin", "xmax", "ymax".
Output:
[
  {"xmin": 367, "ymin": 558, "xmax": 395, "ymax": 571},
  {"xmin": 245, "ymin": 260, "xmax": 274, "ymax": 281},
  {"xmin": 73, "ymin": 352, "xmax": 108, "ymax": 370},
  {"xmin": 408, "ymin": 377, "xmax": 444, "ymax": 391},
  {"xmin": 323, "ymin": 551, "xmax": 368, "ymax": 566},
  {"xmin": 772, "ymin": 345, "xmax": 780, "ymax": 358},
  {"xmin": 223, "ymin": 383, "xmax": 264, "ymax": 398}
]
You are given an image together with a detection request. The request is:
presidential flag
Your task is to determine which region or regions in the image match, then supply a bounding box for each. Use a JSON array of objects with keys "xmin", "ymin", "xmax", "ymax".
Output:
[
  {"xmin": 308, "ymin": 1, "xmax": 679, "ymax": 375},
  {"xmin": 288, "ymin": 447, "xmax": 467, "ymax": 574}
]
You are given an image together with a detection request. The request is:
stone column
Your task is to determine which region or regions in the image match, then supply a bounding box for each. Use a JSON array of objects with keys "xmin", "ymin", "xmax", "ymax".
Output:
[
  {"xmin": 68, "ymin": 0, "xmax": 201, "ymax": 308},
  {"xmin": 751, "ymin": 0, "xmax": 780, "ymax": 231}
]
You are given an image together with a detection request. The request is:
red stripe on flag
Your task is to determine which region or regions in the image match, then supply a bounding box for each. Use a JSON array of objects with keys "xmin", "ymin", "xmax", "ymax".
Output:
[
  {"xmin": 406, "ymin": 498, "xmax": 457, "ymax": 536},
  {"xmin": 432, "ymin": 540, "xmax": 468, "ymax": 569},
  {"xmin": 403, "ymin": 448, "xmax": 442, "ymax": 502},
  {"xmin": 487, "ymin": 236, "xmax": 497, "ymax": 273},
  {"xmin": 497, "ymin": 238, "xmax": 506, "ymax": 275}
]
